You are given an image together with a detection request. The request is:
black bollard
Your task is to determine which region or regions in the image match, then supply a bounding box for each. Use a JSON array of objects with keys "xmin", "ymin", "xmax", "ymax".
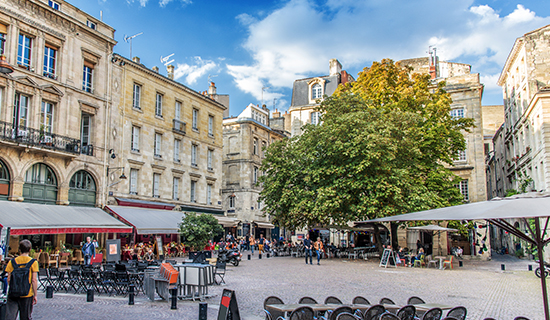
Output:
[
  {"xmin": 128, "ymin": 284, "xmax": 135, "ymax": 305},
  {"xmin": 501, "ymin": 264, "xmax": 505, "ymax": 271},
  {"xmin": 170, "ymin": 288, "xmax": 178, "ymax": 310},
  {"xmin": 199, "ymin": 302, "xmax": 208, "ymax": 320},
  {"xmin": 46, "ymin": 285, "xmax": 54, "ymax": 299},
  {"xmin": 458, "ymin": 261, "xmax": 463, "ymax": 267},
  {"xmin": 267, "ymin": 253, "xmax": 270, "ymax": 258},
  {"xmin": 259, "ymin": 253, "xmax": 262, "ymax": 259},
  {"xmin": 247, "ymin": 254, "xmax": 251, "ymax": 260},
  {"xmin": 87, "ymin": 289, "xmax": 94, "ymax": 302},
  {"xmin": 529, "ymin": 265, "xmax": 533, "ymax": 271}
]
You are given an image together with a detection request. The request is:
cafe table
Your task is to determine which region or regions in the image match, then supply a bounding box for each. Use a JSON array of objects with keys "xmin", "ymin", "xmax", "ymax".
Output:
[
  {"xmin": 265, "ymin": 303, "xmax": 402, "ymax": 318},
  {"xmin": 434, "ymin": 256, "xmax": 447, "ymax": 269},
  {"xmin": 414, "ymin": 303, "xmax": 454, "ymax": 316}
]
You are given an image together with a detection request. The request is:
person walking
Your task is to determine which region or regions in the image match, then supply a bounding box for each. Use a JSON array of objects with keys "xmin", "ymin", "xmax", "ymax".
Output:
[
  {"xmin": 314, "ymin": 237, "xmax": 324, "ymax": 265},
  {"xmin": 249, "ymin": 235, "xmax": 255, "ymax": 255},
  {"xmin": 258, "ymin": 234, "xmax": 265, "ymax": 255},
  {"xmin": 304, "ymin": 234, "xmax": 313, "ymax": 265},
  {"xmin": 5, "ymin": 239, "xmax": 39, "ymax": 320},
  {"xmin": 82, "ymin": 237, "xmax": 95, "ymax": 265}
]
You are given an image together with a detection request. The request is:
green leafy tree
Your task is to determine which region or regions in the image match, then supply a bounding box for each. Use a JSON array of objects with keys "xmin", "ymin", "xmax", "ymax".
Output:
[
  {"xmin": 260, "ymin": 59, "xmax": 473, "ymax": 231},
  {"xmin": 179, "ymin": 212, "xmax": 223, "ymax": 251}
]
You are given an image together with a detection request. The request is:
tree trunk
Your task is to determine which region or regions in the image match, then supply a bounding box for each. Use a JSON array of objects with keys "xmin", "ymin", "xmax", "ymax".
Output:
[
  {"xmin": 390, "ymin": 222, "xmax": 399, "ymax": 250},
  {"xmin": 373, "ymin": 224, "xmax": 384, "ymax": 255}
]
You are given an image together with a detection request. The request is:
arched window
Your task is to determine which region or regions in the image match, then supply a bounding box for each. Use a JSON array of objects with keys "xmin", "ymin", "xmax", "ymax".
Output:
[
  {"xmin": 0, "ymin": 159, "xmax": 8, "ymax": 180},
  {"xmin": 312, "ymin": 83, "xmax": 322, "ymax": 100},
  {"xmin": 0, "ymin": 159, "xmax": 10, "ymax": 199},
  {"xmin": 70, "ymin": 170, "xmax": 96, "ymax": 190},
  {"xmin": 25, "ymin": 163, "xmax": 56, "ymax": 185}
]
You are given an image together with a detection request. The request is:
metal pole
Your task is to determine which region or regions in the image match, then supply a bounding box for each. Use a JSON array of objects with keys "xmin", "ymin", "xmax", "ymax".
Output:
[{"xmin": 535, "ymin": 218, "xmax": 550, "ymax": 320}]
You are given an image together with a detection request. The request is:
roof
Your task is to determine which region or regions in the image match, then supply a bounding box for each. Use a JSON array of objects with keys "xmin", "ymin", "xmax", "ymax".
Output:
[
  {"xmin": 0, "ymin": 202, "xmax": 131, "ymax": 235},
  {"xmin": 290, "ymin": 74, "xmax": 341, "ymax": 107}
]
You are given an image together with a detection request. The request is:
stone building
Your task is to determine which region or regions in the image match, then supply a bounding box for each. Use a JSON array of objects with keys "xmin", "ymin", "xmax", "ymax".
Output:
[
  {"xmin": 0, "ymin": 0, "xmax": 115, "ymax": 207},
  {"xmin": 106, "ymin": 54, "xmax": 227, "ymax": 222},
  {"xmin": 222, "ymin": 103, "xmax": 288, "ymax": 239},
  {"xmin": 398, "ymin": 54, "xmax": 487, "ymax": 203},
  {"xmin": 484, "ymin": 105, "xmax": 505, "ymax": 200}
]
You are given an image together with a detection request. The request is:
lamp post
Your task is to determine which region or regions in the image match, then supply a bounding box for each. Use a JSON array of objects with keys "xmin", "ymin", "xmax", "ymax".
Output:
[{"xmin": 0, "ymin": 55, "xmax": 13, "ymax": 74}]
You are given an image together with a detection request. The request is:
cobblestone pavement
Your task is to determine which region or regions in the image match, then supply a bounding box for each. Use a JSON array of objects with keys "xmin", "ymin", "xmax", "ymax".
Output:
[{"xmin": 31, "ymin": 253, "xmax": 544, "ymax": 320}]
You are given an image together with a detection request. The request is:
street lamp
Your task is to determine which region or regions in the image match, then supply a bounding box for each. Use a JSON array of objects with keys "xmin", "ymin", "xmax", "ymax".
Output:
[
  {"xmin": 0, "ymin": 55, "xmax": 14, "ymax": 74},
  {"xmin": 107, "ymin": 167, "xmax": 127, "ymax": 179}
]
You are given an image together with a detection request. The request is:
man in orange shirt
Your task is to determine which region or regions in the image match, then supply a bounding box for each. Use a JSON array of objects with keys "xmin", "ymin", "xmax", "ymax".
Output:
[{"xmin": 5, "ymin": 239, "xmax": 39, "ymax": 320}]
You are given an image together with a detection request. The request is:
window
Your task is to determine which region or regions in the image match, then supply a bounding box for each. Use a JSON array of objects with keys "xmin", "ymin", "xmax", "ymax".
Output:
[
  {"xmin": 312, "ymin": 83, "xmax": 322, "ymax": 99},
  {"xmin": 190, "ymin": 180, "xmax": 196, "ymax": 202},
  {"xmin": 311, "ymin": 112, "xmax": 321, "ymax": 125},
  {"xmin": 253, "ymin": 138, "xmax": 258, "ymax": 155},
  {"xmin": 207, "ymin": 149, "xmax": 213, "ymax": 170},
  {"xmin": 191, "ymin": 144, "xmax": 198, "ymax": 166},
  {"xmin": 81, "ymin": 114, "xmax": 91, "ymax": 152},
  {"xmin": 229, "ymin": 195, "xmax": 235, "ymax": 209},
  {"xmin": 192, "ymin": 108, "xmax": 198, "ymax": 130},
  {"xmin": 257, "ymin": 198, "xmax": 261, "ymax": 210},
  {"xmin": 174, "ymin": 139, "xmax": 181, "ymax": 162},
  {"xmin": 131, "ymin": 126, "xmax": 140, "ymax": 152},
  {"xmin": 207, "ymin": 184, "xmax": 212, "ymax": 205},
  {"xmin": 153, "ymin": 173, "xmax": 160, "ymax": 198},
  {"xmin": 82, "ymin": 62, "xmax": 93, "ymax": 93},
  {"xmin": 13, "ymin": 93, "xmax": 29, "ymax": 127},
  {"xmin": 132, "ymin": 83, "xmax": 141, "ymax": 109},
  {"xmin": 155, "ymin": 93, "xmax": 163, "ymax": 117},
  {"xmin": 450, "ymin": 108, "xmax": 465, "ymax": 118},
  {"xmin": 261, "ymin": 141, "xmax": 267, "ymax": 157},
  {"xmin": 175, "ymin": 101, "xmax": 181, "ymax": 120},
  {"xmin": 456, "ymin": 179, "xmax": 469, "ymax": 201},
  {"xmin": 154, "ymin": 133, "xmax": 162, "ymax": 158},
  {"xmin": 208, "ymin": 115, "xmax": 214, "ymax": 136},
  {"xmin": 17, "ymin": 34, "xmax": 32, "ymax": 68},
  {"xmin": 129, "ymin": 169, "xmax": 138, "ymax": 195},
  {"xmin": 48, "ymin": 0, "xmax": 60, "ymax": 10},
  {"xmin": 456, "ymin": 149, "xmax": 466, "ymax": 162},
  {"xmin": 253, "ymin": 166, "xmax": 258, "ymax": 184},
  {"xmin": 40, "ymin": 101, "xmax": 54, "ymax": 134},
  {"xmin": 173, "ymin": 177, "xmax": 180, "ymax": 200},
  {"xmin": 87, "ymin": 20, "xmax": 96, "ymax": 30},
  {"xmin": 0, "ymin": 25, "xmax": 6, "ymax": 55},
  {"xmin": 43, "ymin": 45, "xmax": 57, "ymax": 78}
]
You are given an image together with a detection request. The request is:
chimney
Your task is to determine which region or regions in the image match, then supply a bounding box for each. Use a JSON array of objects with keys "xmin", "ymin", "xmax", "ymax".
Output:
[
  {"xmin": 429, "ymin": 47, "xmax": 437, "ymax": 79},
  {"xmin": 152, "ymin": 66, "xmax": 159, "ymax": 73},
  {"xmin": 329, "ymin": 59, "xmax": 342, "ymax": 76},
  {"xmin": 272, "ymin": 108, "xmax": 281, "ymax": 118},
  {"xmin": 340, "ymin": 70, "xmax": 349, "ymax": 84},
  {"xmin": 262, "ymin": 104, "xmax": 268, "ymax": 112},
  {"xmin": 208, "ymin": 82, "xmax": 217, "ymax": 95},
  {"xmin": 132, "ymin": 56, "xmax": 140, "ymax": 64},
  {"xmin": 167, "ymin": 65, "xmax": 174, "ymax": 80}
]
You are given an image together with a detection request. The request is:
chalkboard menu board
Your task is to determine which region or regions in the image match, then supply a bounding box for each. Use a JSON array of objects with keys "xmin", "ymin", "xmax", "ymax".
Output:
[
  {"xmin": 217, "ymin": 289, "xmax": 241, "ymax": 320},
  {"xmin": 379, "ymin": 248, "xmax": 396, "ymax": 268}
]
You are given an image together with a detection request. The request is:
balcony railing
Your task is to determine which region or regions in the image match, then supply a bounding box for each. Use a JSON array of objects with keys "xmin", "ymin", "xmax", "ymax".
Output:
[
  {"xmin": 0, "ymin": 120, "xmax": 81, "ymax": 154},
  {"xmin": 173, "ymin": 119, "xmax": 186, "ymax": 135}
]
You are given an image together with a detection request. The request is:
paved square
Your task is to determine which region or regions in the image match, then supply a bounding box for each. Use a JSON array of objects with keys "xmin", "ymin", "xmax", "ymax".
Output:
[{"xmin": 31, "ymin": 254, "xmax": 543, "ymax": 319}]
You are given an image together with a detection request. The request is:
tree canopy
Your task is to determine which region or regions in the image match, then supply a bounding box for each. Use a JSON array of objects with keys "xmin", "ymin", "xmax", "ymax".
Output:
[
  {"xmin": 260, "ymin": 59, "xmax": 474, "ymax": 230},
  {"xmin": 179, "ymin": 212, "xmax": 224, "ymax": 251}
]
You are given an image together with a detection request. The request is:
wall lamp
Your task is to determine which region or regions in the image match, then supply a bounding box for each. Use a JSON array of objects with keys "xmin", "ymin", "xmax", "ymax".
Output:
[
  {"xmin": 107, "ymin": 167, "xmax": 127, "ymax": 179},
  {"xmin": 0, "ymin": 55, "xmax": 14, "ymax": 74}
]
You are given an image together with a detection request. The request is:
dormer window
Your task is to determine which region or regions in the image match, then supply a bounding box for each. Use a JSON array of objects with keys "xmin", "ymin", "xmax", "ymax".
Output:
[
  {"xmin": 312, "ymin": 83, "xmax": 322, "ymax": 100},
  {"xmin": 87, "ymin": 21, "xmax": 96, "ymax": 30},
  {"xmin": 48, "ymin": 0, "xmax": 60, "ymax": 10}
]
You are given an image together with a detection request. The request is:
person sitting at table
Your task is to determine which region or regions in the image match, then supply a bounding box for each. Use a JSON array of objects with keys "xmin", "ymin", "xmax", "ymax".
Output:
[
  {"xmin": 409, "ymin": 247, "xmax": 425, "ymax": 267},
  {"xmin": 144, "ymin": 249, "xmax": 154, "ymax": 262},
  {"xmin": 397, "ymin": 247, "xmax": 409, "ymax": 265},
  {"xmin": 131, "ymin": 248, "xmax": 139, "ymax": 261}
]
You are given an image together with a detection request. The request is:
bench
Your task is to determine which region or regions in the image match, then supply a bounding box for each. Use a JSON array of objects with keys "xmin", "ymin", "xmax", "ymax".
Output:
[{"xmin": 150, "ymin": 263, "xmax": 179, "ymax": 300}]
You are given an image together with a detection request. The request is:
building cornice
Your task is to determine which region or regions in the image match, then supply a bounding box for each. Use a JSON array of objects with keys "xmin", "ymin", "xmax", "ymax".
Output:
[{"xmin": 498, "ymin": 38, "xmax": 524, "ymax": 86}]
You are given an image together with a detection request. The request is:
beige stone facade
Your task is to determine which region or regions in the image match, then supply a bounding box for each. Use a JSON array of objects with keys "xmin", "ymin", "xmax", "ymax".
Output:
[
  {"xmin": 222, "ymin": 103, "xmax": 287, "ymax": 238},
  {"xmin": 106, "ymin": 55, "xmax": 226, "ymax": 214},
  {"xmin": 0, "ymin": 0, "xmax": 115, "ymax": 207}
]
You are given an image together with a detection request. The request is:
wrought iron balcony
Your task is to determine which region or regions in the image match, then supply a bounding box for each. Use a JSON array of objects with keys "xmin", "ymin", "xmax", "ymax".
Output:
[
  {"xmin": 173, "ymin": 119, "xmax": 186, "ymax": 135},
  {"xmin": 0, "ymin": 120, "xmax": 81, "ymax": 154}
]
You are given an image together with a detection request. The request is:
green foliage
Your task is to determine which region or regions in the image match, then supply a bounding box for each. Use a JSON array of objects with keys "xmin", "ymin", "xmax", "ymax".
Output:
[
  {"xmin": 179, "ymin": 212, "xmax": 224, "ymax": 250},
  {"xmin": 506, "ymin": 189, "xmax": 520, "ymax": 197},
  {"xmin": 260, "ymin": 59, "xmax": 473, "ymax": 229},
  {"xmin": 515, "ymin": 247, "xmax": 525, "ymax": 258}
]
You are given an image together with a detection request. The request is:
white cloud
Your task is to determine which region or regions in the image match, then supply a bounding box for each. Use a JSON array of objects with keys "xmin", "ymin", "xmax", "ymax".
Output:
[
  {"xmin": 126, "ymin": 0, "xmax": 191, "ymax": 7},
  {"xmin": 173, "ymin": 57, "xmax": 217, "ymax": 85},
  {"xmin": 227, "ymin": 0, "xmax": 550, "ymax": 104}
]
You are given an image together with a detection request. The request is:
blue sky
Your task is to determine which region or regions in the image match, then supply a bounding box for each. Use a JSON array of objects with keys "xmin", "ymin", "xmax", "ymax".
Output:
[{"xmin": 71, "ymin": 0, "xmax": 550, "ymax": 117}]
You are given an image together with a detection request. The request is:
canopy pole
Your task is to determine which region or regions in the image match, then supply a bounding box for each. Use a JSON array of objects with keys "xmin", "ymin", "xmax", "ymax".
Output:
[{"xmin": 535, "ymin": 218, "xmax": 550, "ymax": 320}]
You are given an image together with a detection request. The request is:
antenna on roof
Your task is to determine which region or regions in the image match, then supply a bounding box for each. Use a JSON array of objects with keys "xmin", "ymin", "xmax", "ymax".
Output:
[
  {"xmin": 124, "ymin": 32, "xmax": 143, "ymax": 59},
  {"xmin": 273, "ymin": 98, "xmax": 277, "ymax": 109},
  {"xmin": 160, "ymin": 53, "xmax": 175, "ymax": 66},
  {"xmin": 261, "ymin": 86, "xmax": 269, "ymax": 106},
  {"xmin": 208, "ymin": 74, "xmax": 218, "ymax": 85}
]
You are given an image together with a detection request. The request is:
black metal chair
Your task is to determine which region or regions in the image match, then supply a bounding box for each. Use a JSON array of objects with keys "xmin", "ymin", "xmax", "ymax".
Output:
[
  {"xmin": 264, "ymin": 295, "xmax": 285, "ymax": 320},
  {"xmin": 114, "ymin": 271, "xmax": 130, "ymax": 295},
  {"xmin": 513, "ymin": 317, "xmax": 531, "ymax": 320},
  {"xmin": 299, "ymin": 296, "xmax": 318, "ymax": 304},
  {"xmin": 81, "ymin": 269, "xmax": 100, "ymax": 293},
  {"xmin": 441, "ymin": 317, "xmax": 458, "ymax": 320},
  {"xmin": 289, "ymin": 306, "xmax": 316, "ymax": 320},
  {"xmin": 46, "ymin": 267, "xmax": 61, "ymax": 291},
  {"xmin": 396, "ymin": 305, "xmax": 416, "ymax": 320},
  {"xmin": 364, "ymin": 305, "xmax": 386, "ymax": 320},
  {"xmin": 352, "ymin": 296, "xmax": 370, "ymax": 305},
  {"xmin": 380, "ymin": 313, "xmax": 400, "ymax": 320},
  {"xmin": 379, "ymin": 298, "xmax": 395, "ymax": 305},
  {"xmin": 335, "ymin": 312, "xmax": 361, "ymax": 320},
  {"xmin": 327, "ymin": 306, "xmax": 353, "ymax": 320},
  {"xmin": 422, "ymin": 308, "xmax": 442, "ymax": 320},
  {"xmin": 37, "ymin": 268, "xmax": 49, "ymax": 291},
  {"xmin": 264, "ymin": 309, "xmax": 274, "ymax": 320},
  {"xmin": 99, "ymin": 271, "xmax": 116, "ymax": 296},
  {"xmin": 407, "ymin": 296, "xmax": 425, "ymax": 305},
  {"xmin": 66, "ymin": 269, "xmax": 82, "ymax": 293},
  {"xmin": 325, "ymin": 296, "xmax": 343, "ymax": 304},
  {"xmin": 215, "ymin": 262, "xmax": 227, "ymax": 285},
  {"xmin": 446, "ymin": 307, "xmax": 466, "ymax": 320}
]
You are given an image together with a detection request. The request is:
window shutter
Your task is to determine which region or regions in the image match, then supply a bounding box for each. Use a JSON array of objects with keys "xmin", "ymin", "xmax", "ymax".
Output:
[
  {"xmin": 0, "ymin": 24, "xmax": 7, "ymax": 34},
  {"xmin": 153, "ymin": 174, "xmax": 160, "ymax": 196},
  {"xmin": 130, "ymin": 169, "xmax": 138, "ymax": 193}
]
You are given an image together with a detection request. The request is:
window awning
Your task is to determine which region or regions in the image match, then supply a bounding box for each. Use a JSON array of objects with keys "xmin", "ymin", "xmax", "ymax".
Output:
[
  {"xmin": 105, "ymin": 206, "xmax": 237, "ymax": 234},
  {"xmin": 0, "ymin": 202, "xmax": 132, "ymax": 235},
  {"xmin": 253, "ymin": 221, "xmax": 275, "ymax": 229}
]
